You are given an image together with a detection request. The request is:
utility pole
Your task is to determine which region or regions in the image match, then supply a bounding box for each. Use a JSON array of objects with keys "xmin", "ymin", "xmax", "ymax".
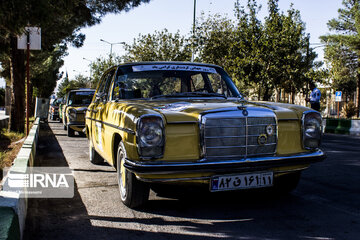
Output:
[{"xmin": 191, "ymin": 0, "xmax": 196, "ymax": 62}]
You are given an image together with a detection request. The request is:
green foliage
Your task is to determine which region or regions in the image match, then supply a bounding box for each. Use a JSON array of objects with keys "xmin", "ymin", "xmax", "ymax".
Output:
[
  {"xmin": 31, "ymin": 46, "xmax": 67, "ymax": 98},
  {"xmin": 90, "ymin": 54, "xmax": 123, "ymax": 88},
  {"xmin": 193, "ymin": 0, "xmax": 320, "ymax": 101},
  {"xmin": 57, "ymin": 73, "xmax": 91, "ymax": 98},
  {"xmin": 123, "ymin": 29, "xmax": 192, "ymax": 62},
  {"xmin": 0, "ymin": 0, "xmax": 150, "ymax": 132},
  {"xmin": 321, "ymin": 0, "xmax": 360, "ymax": 115},
  {"xmin": 340, "ymin": 101, "xmax": 357, "ymax": 118}
]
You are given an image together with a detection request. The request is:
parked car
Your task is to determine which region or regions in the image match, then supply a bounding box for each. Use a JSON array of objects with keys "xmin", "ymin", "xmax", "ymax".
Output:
[
  {"xmin": 85, "ymin": 62, "xmax": 325, "ymax": 208},
  {"xmin": 62, "ymin": 88, "xmax": 95, "ymax": 137},
  {"xmin": 49, "ymin": 98, "xmax": 62, "ymax": 120},
  {"xmin": 58, "ymin": 98, "xmax": 65, "ymax": 123}
]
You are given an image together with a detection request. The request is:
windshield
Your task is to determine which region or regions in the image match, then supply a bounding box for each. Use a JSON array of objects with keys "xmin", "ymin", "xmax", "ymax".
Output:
[
  {"xmin": 68, "ymin": 91, "xmax": 94, "ymax": 106},
  {"xmin": 112, "ymin": 64, "xmax": 239, "ymax": 100}
]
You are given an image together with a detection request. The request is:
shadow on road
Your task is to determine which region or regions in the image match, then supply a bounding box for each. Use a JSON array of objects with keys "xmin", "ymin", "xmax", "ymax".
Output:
[{"xmin": 24, "ymin": 125, "xmax": 360, "ymax": 240}]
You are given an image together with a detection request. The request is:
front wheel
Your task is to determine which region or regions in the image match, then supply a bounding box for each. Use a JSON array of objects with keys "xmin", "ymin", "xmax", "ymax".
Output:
[
  {"xmin": 67, "ymin": 127, "xmax": 75, "ymax": 137},
  {"xmin": 117, "ymin": 142, "xmax": 149, "ymax": 209}
]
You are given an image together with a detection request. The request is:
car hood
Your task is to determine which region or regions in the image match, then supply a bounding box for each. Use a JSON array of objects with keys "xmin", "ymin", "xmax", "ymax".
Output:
[{"xmin": 121, "ymin": 99, "xmax": 309, "ymax": 123}]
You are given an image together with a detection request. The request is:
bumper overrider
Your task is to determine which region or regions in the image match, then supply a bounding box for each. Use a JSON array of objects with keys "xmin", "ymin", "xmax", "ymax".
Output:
[
  {"xmin": 124, "ymin": 150, "xmax": 326, "ymax": 181},
  {"xmin": 67, "ymin": 122, "xmax": 85, "ymax": 131}
]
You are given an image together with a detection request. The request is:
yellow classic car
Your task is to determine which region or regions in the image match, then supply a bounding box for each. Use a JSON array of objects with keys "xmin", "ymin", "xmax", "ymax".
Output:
[
  {"xmin": 85, "ymin": 62, "xmax": 325, "ymax": 208},
  {"xmin": 62, "ymin": 88, "xmax": 95, "ymax": 137}
]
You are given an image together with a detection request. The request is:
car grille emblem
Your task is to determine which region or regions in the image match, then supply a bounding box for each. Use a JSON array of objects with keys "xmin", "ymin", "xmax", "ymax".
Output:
[
  {"xmin": 266, "ymin": 124, "xmax": 274, "ymax": 136},
  {"xmin": 258, "ymin": 134, "xmax": 267, "ymax": 145}
]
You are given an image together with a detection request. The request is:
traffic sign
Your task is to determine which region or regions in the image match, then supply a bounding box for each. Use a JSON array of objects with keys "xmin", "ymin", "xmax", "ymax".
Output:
[
  {"xmin": 335, "ymin": 91, "xmax": 342, "ymax": 102},
  {"xmin": 17, "ymin": 27, "xmax": 41, "ymax": 50}
]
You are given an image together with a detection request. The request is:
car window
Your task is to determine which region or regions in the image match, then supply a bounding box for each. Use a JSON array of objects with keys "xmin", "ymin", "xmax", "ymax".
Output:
[
  {"xmin": 112, "ymin": 70, "xmax": 233, "ymax": 99},
  {"xmin": 208, "ymin": 73, "xmax": 230, "ymax": 96},
  {"xmin": 104, "ymin": 70, "xmax": 115, "ymax": 101},
  {"xmin": 68, "ymin": 91, "xmax": 95, "ymax": 106},
  {"xmin": 97, "ymin": 70, "xmax": 115, "ymax": 101},
  {"xmin": 190, "ymin": 73, "xmax": 206, "ymax": 92}
]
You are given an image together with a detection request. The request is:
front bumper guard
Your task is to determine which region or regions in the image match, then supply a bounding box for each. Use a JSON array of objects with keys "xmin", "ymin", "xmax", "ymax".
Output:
[{"xmin": 124, "ymin": 150, "xmax": 326, "ymax": 176}]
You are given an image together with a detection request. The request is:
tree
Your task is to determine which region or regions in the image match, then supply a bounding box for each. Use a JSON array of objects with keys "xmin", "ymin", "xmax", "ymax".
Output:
[
  {"xmin": 0, "ymin": 0, "xmax": 150, "ymax": 133},
  {"xmin": 90, "ymin": 54, "xmax": 123, "ymax": 88},
  {"xmin": 321, "ymin": 0, "xmax": 360, "ymax": 116},
  {"xmin": 57, "ymin": 73, "xmax": 91, "ymax": 98},
  {"xmin": 195, "ymin": 0, "xmax": 319, "ymax": 101},
  {"xmin": 123, "ymin": 29, "xmax": 192, "ymax": 62}
]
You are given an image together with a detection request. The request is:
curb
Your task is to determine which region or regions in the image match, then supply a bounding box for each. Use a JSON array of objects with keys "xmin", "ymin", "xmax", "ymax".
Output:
[
  {"xmin": 324, "ymin": 118, "xmax": 360, "ymax": 136},
  {"xmin": 0, "ymin": 118, "xmax": 40, "ymax": 240},
  {"xmin": 0, "ymin": 207, "xmax": 20, "ymax": 240}
]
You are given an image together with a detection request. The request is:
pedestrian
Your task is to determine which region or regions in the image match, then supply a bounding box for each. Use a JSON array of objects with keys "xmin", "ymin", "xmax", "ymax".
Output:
[{"xmin": 306, "ymin": 82, "xmax": 321, "ymax": 111}]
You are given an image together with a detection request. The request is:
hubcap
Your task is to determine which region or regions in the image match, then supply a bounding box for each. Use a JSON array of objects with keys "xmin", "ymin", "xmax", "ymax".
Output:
[{"xmin": 118, "ymin": 148, "xmax": 127, "ymax": 200}]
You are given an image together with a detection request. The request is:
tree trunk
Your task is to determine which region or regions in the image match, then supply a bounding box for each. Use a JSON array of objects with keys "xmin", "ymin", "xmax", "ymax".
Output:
[
  {"xmin": 9, "ymin": 36, "xmax": 25, "ymax": 133},
  {"xmin": 263, "ymin": 84, "xmax": 271, "ymax": 101},
  {"xmin": 357, "ymin": 72, "xmax": 360, "ymax": 117},
  {"xmin": 29, "ymin": 81, "xmax": 35, "ymax": 117}
]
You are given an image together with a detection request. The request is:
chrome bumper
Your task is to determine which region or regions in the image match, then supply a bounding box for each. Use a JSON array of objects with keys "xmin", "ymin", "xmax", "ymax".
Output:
[{"xmin": 124, "ymin": 150, "xmax": 326, "ymax": 176}]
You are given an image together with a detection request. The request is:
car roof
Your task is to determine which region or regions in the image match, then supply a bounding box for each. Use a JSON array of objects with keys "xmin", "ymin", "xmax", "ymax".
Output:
[
  {"xmin": 69, "ymin": 88, "xmax": 95, "ymax": 92},
  {"xmin": 117, "ymin": 61, "xmax": 222, "ymax": 69}
]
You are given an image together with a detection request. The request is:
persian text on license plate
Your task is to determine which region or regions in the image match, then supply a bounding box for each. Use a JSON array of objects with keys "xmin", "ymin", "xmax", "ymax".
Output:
[{"xmin": 210, "ymin": 172, "xmax": 273, "ymax": 192}]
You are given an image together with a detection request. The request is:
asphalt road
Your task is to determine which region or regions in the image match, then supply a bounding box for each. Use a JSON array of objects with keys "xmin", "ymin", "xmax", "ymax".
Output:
[{"xmin": 24, "ymin": 120, "xmax": 360, "ymax": 240}]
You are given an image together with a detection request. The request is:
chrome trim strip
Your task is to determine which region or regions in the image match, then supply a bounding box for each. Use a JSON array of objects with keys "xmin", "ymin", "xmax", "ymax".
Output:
[
  {"xmin": 136, "ymin": 176, "xmax": 209, "ymax": 182},
  {"xmin": 167, "ymin": 121, "xmax": 198, "ymax": 124},
  {"xmin": 206, "ymin": 142, "xmax": 276, "ymax": 149},
  {"xmin": 85, "ymin": 117, "xmax": 135, "ymax": 135},
  {"xmin": 205, "ymin": 134, "xmax": 275, "ymax": 139},
  {"xmin": 136, "ymin": 166, "xmax": 309, "ymax": 183},
  {"xmin": 278, "ymin": 118, "xmax": 299, "ymax": 121},
  {"xmin": 205, "ymin": 123, "xmax": 276, "ymax": 128},
  {"xmin": 245, "ymin": 116, "xmax": 248, "ymax": 158},
  {"xmin": 125, "ymin": 150, "xmax": 324, "ymax": 170}
]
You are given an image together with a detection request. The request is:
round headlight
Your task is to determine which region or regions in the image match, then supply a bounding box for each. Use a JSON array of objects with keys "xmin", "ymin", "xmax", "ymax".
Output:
[
  {"xmin": 139, "ymin": 122, "xmax": 163, "ymax": 146},
  {"xmin": 137, "ymin": 116, "xmax": 165, "ymax": 158},
  {"xmin": 302, "ymin": 111, "xmax": 322, "ymax": 149},
  {"xmin": 68, "ymin": 109, "xmax": 76, "ymax": 121}
]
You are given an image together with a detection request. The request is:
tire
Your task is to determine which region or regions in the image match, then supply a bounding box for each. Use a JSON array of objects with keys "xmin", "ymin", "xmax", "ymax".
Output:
[
  {"xmin": 117, "ymin": 142, "xmax": 149, "ymax": 208},
  {"xmin": 79, "ymin": 132, "xmax": 86, "ymax": 137},
  {"xmin": 273, "ymin": 171, "xmax": 301, "ymax": 193},
  {"xmin": 89, "ymin": 140, "xmax": 103, "ymax": 164},
  {"xmin": 67, "ymin": 127, "xmax": 75, "ymax": 137}
]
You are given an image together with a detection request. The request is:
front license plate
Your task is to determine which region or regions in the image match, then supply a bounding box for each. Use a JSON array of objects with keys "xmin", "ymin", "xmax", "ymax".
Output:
[{"xmin": 210, "ymin": 172, "xmax": 273, "ymax": 192}]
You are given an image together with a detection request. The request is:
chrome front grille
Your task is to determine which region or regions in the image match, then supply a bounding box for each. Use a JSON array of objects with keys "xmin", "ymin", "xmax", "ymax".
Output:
[{"xmin": 202, "ymin": 108, "xmax": 277, "ymax": 160}]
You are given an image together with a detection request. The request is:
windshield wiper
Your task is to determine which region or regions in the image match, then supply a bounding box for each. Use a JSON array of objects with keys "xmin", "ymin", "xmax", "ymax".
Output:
[
  {"xmin": 151, "ymin": 92, "xmax": 227, "ymax": 99},
  {"xmin": 184, "ymin": 92, "xmax": 228, "ymax": 99}
]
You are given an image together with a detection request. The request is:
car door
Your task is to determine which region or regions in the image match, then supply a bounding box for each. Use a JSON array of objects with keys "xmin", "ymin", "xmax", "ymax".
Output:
[{"xmin": 91, "ymin": 69, "xmax": 115, "ymax": 160}]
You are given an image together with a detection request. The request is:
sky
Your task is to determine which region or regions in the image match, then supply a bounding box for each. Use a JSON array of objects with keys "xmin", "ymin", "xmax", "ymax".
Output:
[{"xmin": 0, "ymin": 0, "xmax": 343, "ymax": 89}]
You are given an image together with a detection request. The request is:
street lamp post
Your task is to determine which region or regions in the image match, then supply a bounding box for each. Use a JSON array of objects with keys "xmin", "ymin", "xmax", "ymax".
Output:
[{"xmin": 100, "ymin": 39, "xmax": 125, "ymax": 55}]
